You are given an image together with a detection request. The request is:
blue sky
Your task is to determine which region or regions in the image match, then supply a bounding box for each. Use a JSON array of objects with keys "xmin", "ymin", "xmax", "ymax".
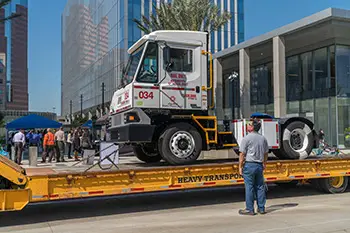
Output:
[{"xmin": 28, "ymin": 0, "xmax": 350, "ymax": 114}]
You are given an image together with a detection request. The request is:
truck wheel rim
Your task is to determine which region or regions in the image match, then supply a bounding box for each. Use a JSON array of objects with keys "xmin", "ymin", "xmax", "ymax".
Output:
[
  {"xmin": 289, "ymin": 128, "xmax": 308, "ymax": 152},
  {"xmin": 169, "ymin": 131, "xmax": 195, "ymax": 158},
  {"xmin": 330, "ymin": 176, "xmax": 344, "ymax": 189}
]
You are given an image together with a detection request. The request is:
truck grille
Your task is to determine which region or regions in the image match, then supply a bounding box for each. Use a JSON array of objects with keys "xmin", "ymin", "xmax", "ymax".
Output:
[{"xmin": 111, "ymin": 114, "xmax": 123, "ymax": 126}]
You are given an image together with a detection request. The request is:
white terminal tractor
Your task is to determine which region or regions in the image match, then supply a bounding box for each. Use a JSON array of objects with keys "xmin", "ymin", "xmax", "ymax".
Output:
[{"xmin": 108, "ymin": 30, "xmax": 317, "ymax": 165}]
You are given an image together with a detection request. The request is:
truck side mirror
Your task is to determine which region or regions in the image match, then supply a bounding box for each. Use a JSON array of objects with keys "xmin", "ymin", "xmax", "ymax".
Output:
[{"xmin": 163, "ymin": 46, "xmax": 172, "ymax": 72}]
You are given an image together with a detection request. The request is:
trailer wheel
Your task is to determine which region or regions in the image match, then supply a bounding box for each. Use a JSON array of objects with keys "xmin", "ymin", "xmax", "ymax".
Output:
[
  {"xmin": 158, "ymin": 123, "xmax": 202, "ymax": 165},
  {"xmin": 318, "ymin": 177, "xmax": 348, "ymax": 194},
  {"xmin": 133, "ymin": 144, "xmax": 162, "ymax": 163},
  {"xmin": 278, "ymin": 121, "xmax": 314, "ymax": 160},
  {"xmin": 310, "ymin": 179, "xmax": 323, "ymax": 192}
]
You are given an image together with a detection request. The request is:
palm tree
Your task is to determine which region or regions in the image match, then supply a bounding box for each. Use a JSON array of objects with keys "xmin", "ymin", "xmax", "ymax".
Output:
[
  {"xmin": 133, "ymin": 0, "xmax": 232, "ymax": 34},
  {"xmin": 0, "ymin": 0, "xmax": 21, "ymax": 23}
]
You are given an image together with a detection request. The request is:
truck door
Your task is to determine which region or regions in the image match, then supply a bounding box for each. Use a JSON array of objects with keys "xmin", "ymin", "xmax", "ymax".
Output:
[
  {"xmin": 133, "ymin": 42, "xmax": 160, "ymax": 109},
  {"xmin": 159, "ymin": 44, "xmax": 203, "ymax": 110}
]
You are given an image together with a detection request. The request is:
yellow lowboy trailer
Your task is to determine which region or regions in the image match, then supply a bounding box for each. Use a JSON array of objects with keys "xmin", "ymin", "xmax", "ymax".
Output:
[{"xmin": 1, "ymin": 155, "xmax": 350, "ymax": 212}]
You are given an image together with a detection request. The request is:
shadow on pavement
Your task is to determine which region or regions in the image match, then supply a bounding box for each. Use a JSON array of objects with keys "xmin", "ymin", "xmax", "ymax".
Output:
[
  {"xmin": 266, "ymin": 203, "xmax": 299, "ymax": 213},
  {"xmin": 0, "ymin": 184, "xmax": 347, "ymax": 227}
]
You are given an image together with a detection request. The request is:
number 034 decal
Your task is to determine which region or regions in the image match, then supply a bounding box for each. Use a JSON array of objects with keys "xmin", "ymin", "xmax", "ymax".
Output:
[{"xmin": 138, "ymin": 91, "xmax": 154, "ymax": 99}]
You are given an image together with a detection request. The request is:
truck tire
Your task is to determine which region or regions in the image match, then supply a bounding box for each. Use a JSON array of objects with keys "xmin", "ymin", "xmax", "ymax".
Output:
[
  {"xmin": 318, "ymin": 177, "xmax": 348, "ymax": 194},
  {"xmin": 133, "ymin": 144, "xmax": 162, "ymax": 163},
  {"xmin": 278, "ymin": 121, "xmax": 314, "ymax": 160},
  {"xmin": 158, "ymin": 123, "xmax": 202, "ymax": 165}
]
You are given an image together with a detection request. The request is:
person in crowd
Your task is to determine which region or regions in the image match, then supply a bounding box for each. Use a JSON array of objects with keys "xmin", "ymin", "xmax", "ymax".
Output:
[
  {"xmin": 6, "ymin": 132, "xmax": 14, "ymax": 158},
  {"xmin": 12, "ymin": 129, "xmax": 25, "ymax": 165},
  {"xmin": 66, "ymin": 129, "xmax": 74, "ymax": 159},
  {"xmin": 26, "ymin": 130, "xmax": 34, "ymax": 144},
  {"xmin": 238, "ymin": 119, "xmax": 269, "ymax": 215},
  {"xmin": 72, "ymin": 129, "xmax": 81, "ymax": 161},
  {"xmin": 51, "ymin": 129, "xmax": 58, "ymax": 162},
  {"xmin": 55, "ymin": 127, "xmax": 66, "ymax": 162},
  {"xmin": 81, "ymin": 129, "xmax": 93, "ymax": 152},
  {"xmin": 42, "ymin": 128, "xmax": 55, "ymax": 163},
  {"xmin": 29, "ymin": 130, "xmax": 41, "ymax": 147}
]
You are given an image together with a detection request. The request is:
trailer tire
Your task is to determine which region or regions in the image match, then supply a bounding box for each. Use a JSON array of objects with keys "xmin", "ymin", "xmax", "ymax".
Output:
[
  {"xmin": 279, "ymin": 121, "xmax": 314, "ymax": 160},
  {"xmin": 133, "ymin": 144, "xmax": 162, "ymax": 163},
  {"xmin": 310, "ymin": 179, "xmax": 323, "ymax": 192},
  {"xmin": 318, "ymin": 177, "xmax": 348, "ymax": 194},
  {"xmin": 272, "ymin": 150, "xmax": 288, "ymax": 159},
  {"xmin": 158, "ymin": 123, "xmax": 202, "ymax": 165}
]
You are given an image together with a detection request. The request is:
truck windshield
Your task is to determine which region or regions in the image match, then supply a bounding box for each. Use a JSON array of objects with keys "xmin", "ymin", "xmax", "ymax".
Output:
[{"xmin": 122, "ymin": 43, "xmax": 145, "ymax": 85}]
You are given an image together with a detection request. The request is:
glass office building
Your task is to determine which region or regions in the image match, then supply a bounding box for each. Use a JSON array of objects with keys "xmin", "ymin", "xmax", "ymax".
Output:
[
  {"xmin": 215, "ymin": 8, "xmax": 350, "ymax": 149},
  {"xmin": 0, "ymin": 0, "xmax": 28, "ymax": 110},
  {"xmin": 61, "ymin": 0, "xmax": 244, "ymax": 117}
]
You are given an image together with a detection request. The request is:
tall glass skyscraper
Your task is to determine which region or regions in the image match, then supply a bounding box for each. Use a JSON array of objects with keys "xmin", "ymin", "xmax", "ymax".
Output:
[
  {"xmin": 61, "ymin": 0, "xmax": 244, "ymax": 117},
  {"xmin": 0, "ymin": 0, "xmax": 28, "ymax": 111}
]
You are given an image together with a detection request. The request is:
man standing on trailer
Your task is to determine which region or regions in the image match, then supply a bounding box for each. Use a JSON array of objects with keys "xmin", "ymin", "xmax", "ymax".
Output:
[{"xmin": 238, "ymin": 119, "xmax": 269, "ymax": 215}]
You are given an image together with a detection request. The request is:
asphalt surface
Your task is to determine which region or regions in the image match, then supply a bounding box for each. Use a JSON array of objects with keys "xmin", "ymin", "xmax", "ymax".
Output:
[{"xmin": 1, "ymin": 184, "xmax": 350, "ymax": 233}]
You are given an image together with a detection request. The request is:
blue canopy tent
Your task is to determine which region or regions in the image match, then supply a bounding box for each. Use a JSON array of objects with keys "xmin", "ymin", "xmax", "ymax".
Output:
[
  {"xmin": 6, "ymin": 114, "xmax": 62, "ymax": 130},
  {"xmin": 82, "ymin": 119, "xmax": 93, "ymax": 128}
]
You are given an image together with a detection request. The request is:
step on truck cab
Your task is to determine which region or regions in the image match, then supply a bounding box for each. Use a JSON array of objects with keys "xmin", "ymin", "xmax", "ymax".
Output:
[{"xmin": 108, "ymin": 30, "xmax": 317, "ymax": 165}]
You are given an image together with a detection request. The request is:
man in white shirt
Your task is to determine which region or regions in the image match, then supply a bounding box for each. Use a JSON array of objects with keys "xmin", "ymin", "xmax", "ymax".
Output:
[
  {"xmin": 12, "ymin": 129, "xmax": 25, "ymax": 165},
  {"xmin": 55, "ymin": 127, "xmax": 66, "ymax": 162}
]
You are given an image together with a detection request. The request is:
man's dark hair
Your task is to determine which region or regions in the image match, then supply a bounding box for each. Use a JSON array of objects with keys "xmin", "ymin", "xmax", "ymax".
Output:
[{"xmin": 252, "ymin": 119, "xmax": 261, "ymax": 132}]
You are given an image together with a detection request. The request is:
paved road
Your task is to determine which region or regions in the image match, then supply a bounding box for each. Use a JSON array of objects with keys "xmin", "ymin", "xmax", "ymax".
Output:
[{"xmin": 1, "ymin": 184, "xmax": 350, "ymax": 233}]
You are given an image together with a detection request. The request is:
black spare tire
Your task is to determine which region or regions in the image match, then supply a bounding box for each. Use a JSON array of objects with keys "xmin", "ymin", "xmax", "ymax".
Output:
[{"xmin": 278, "ymin": 121, "xmax": 314, "ymax": 160}]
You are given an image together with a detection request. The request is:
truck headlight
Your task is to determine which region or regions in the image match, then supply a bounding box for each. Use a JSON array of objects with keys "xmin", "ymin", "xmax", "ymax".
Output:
[{"xmin": 124, "ymin": 112, "xmax": 140, "ymax": 123}]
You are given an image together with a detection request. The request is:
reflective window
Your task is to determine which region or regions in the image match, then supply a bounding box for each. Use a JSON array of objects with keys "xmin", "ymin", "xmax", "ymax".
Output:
[
  {"xmin": 169, "ymin": 48, "xmax": 193, "ymax": 72},
  {"xmin": 314, "ymin": 47, "xmax": 328, "ymax": 98},
  {"xmin": 250, "ymin": 63, "xmax": 273, "ymax": 105},
  {"xmin": 286, "ymin": 56, "xmax": 301, "ymax": 101},
  {"xmin": 336, "ymin": 45, "xmax": 350, "ymax": 148},
  {"xmin": 300, "ymin": 52, "xmax": 313, "ymax": 99},
  {"xmin": 330, "ymin": 45, "xmax": 336, "ymax": 96},
  {"xmin": 223, "ymin": 71, "xmax": 240, "ymax": 119},
  {"xmin": 137, "ymin": 42, "xmax": 158, "ymax": 83}
]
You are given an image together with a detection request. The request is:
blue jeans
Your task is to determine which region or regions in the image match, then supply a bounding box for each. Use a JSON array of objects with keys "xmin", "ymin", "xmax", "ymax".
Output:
[{"xmin": 243, "ymin": 162, "xmax": 266, "ymax": 212}]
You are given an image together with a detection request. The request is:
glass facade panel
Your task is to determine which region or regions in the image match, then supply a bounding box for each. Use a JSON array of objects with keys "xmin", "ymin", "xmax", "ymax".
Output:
[
  {"xmin": 237, "ymin": 0, "xmax": 244, "ymax": 43},
  {"xmin": 300, "ymin": 52, "xmax": 313, "ymax": 100},
  {"xmin": 286, "ymin": 56, "xmax": 301, "ymax": 102},
  {"xmin": 222, "ymin": 71, "xmax": 240, "ymax": 119},
  {"xmin": 336, "ymin": 45, "xmax": 350, "ymax": 148},
  {"xmin": 250, "ymin": 62, "xmax": 273, "ymax": 115},
  {"xmin": 314, "ymin": 47, "xmax": 328, "ymax": 98},
  {"xmin": 285, "ymin": 45, "xmax": 338, "ymax": 146}
]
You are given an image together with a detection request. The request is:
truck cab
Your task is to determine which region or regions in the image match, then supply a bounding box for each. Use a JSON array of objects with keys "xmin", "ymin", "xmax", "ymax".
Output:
[{"xmin": 110, "ymin": 31, "xmax": 208, "ymax": 113}]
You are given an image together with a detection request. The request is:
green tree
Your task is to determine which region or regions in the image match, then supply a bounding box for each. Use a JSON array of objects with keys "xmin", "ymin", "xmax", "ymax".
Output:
[
  {"xmin": 71, "ymin": 116, "xmax": 88, "ymax": 128},
  {"xmin": 133, "ymin": 0, "xmax": 231, "ymax": 34},
  {"xmin": 0, "ymin": 0, "xmax": 21, "ymax": 23},
  {"xmin": 0, "ymin": 112, "xmax": 4, "ymax": 128}
]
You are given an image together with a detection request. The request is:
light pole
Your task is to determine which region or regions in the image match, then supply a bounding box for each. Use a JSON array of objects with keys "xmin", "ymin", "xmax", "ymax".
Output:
[
  {"xmin": 101, "ymin": 82, "xmax": 105, "ymax": 115},
  {"xmin": 70, "ymin": 100, "xmax": 72, "ymax": 123},
  {"xmin": 80, "ymin": 94, "xmax": 83, "ymax": 118}
]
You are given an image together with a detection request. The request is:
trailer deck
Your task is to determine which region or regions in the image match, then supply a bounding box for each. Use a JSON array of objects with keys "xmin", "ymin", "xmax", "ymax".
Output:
[{"xmin": 1, "ymin": 153, "xmax": 350, "ymax": 212}]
